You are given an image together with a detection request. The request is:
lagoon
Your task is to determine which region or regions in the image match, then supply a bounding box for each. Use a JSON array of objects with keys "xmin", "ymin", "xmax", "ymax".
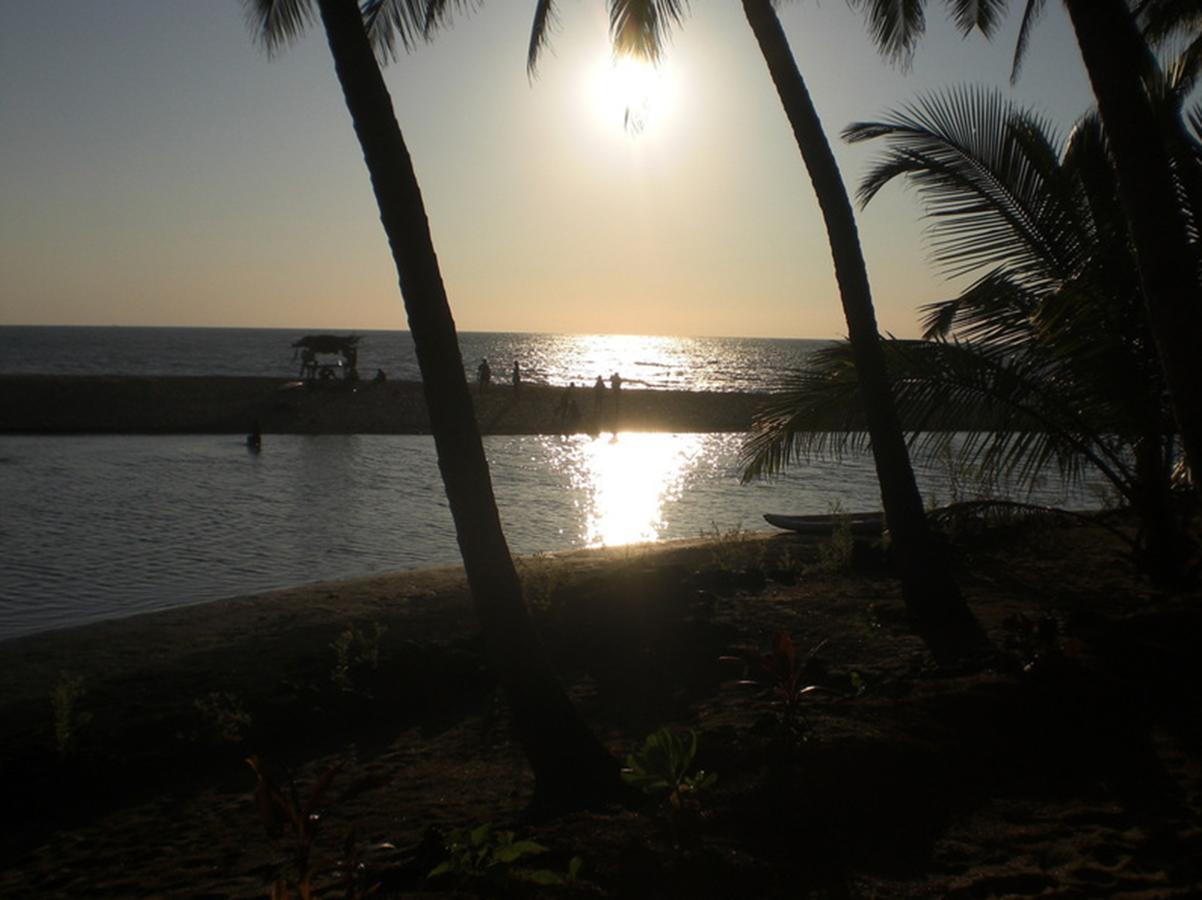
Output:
[{"xmin": 0, "ymin": 432, "xmax": 1099, "ymax": 641}]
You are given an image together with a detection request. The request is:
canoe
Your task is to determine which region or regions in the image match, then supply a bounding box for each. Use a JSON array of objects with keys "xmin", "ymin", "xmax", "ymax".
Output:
[{"xmin": 762, "ymin": 512, "xmax": 884, "ymax": 536}]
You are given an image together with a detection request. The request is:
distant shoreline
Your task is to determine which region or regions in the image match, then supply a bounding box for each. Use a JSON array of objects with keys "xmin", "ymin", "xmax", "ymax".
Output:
[{"xmin": 0, "ymin": 375, "xmax": 766, "ymax": 435}]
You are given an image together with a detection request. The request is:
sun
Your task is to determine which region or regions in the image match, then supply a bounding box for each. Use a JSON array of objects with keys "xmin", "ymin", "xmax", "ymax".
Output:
[{"xmin": 591, "ymin": 53, "xmax": 674, "ymax": 134}]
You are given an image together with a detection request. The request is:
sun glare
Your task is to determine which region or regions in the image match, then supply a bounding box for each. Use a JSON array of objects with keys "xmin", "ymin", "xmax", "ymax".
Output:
[
  {"xmin": 576, "ymin": 433, "xmax": 703, "ymax": 546},
  {"xmin": 590, "ymin": 53, "xmax": 675, "ymax": 134}
]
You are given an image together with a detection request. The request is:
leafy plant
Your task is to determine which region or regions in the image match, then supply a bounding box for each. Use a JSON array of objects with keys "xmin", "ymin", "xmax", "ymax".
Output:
[
  {"xmin": 427, "ymin": 822, "xmax": 577, "ymax": 887},
  {"xmin": 517, "ymin": 552, "xmax": 562, "ymax": 615},
  {"xmin": 330, "ymin": 621, "xmax": 387, "ymax": 695},
  {"xmin": 193, "ymin": 691, "xmax": 252, "ymax": 745},
  {"xmin": 769, "ymin": 544, "xmax": 802, "ymax": 583},
  {"xmin": 814, "ymin": 512, "xmax": 856, "ymax": 574},
  {"xmin": 51, "ymin": 669, "xmax": 92, "ymax": 758},
  {"xmin": 999, "ymin": 612, "xmax": 1079, "ymax": 678},
  {"xmin": 247, "ymin": 756, "xmax": 392, "ymax": 900},
  {"xmin": 742, "ymin": 87, "xmax": 1197, "ymax": 583},
  {"xmin": 622, "ymin": 727, "xmax": 717, "ymax": 808},
  {"xmin": 726, "ymin": 631, "xmax": 833, "ymax": 733},
  {"xmin": 700, "ymin": 521, "xmax": 762, "ymax": 573}
]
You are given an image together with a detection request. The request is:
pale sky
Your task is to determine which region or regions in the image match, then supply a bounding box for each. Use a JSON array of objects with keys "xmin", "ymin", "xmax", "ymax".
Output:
[{"xmin": 0, "ymin": 1, "xmax": 1093, "ymax": 338}]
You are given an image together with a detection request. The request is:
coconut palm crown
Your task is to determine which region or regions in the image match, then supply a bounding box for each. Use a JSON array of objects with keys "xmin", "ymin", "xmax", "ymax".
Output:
[
  {"xmin": 847, "ymin": 0, "xmax": 1202, "ymax": 492},
  {"xmin": 742, "ymin": 86, "xmax": 1197, "ymax": 581}
]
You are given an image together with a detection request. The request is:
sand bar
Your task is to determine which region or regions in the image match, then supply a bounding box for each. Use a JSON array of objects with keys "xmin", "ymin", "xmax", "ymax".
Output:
[{"xmin": 0, "ymin": 375, "xmax": 765, "ymax": 435}]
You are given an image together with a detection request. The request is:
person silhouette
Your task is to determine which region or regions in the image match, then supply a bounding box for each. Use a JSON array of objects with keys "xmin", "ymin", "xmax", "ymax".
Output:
[{"xmin": 477, "ymin": 358, "xmax": 492, "ymax": 391}]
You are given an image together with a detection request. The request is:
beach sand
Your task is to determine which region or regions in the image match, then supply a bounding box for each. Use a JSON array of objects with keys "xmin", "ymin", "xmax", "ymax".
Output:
[
  {"xmin": 1, "ymin": 519, "xmax": 1200, "ymax": 896},
  {"xmin": 0, "ymin": 375, "xmax": 765, "ymax": 435}
]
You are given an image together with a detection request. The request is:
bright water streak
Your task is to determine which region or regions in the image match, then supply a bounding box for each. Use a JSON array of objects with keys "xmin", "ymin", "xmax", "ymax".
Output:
[{"xmin": 0, "ymin": 434, "xmax": 1101, "ymax": 641}]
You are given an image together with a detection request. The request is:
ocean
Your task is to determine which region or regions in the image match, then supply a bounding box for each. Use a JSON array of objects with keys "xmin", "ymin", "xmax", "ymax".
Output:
[
  {"xmin": 0, "ymin": 327, "xmax": 1102, "ymax": 641},
  {"xmin": 0, "ymin": 325, "xmax": 828, "ymax": 392}
]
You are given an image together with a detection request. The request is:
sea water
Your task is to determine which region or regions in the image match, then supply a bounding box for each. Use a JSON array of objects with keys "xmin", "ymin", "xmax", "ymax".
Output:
[
  {"xmin": 0, "ymin": 325, "xmax": 827, "ymax": 392},
  {"xmin": 0, "ymin": 327, "xmax": 1103, "ymax": 640},
  {"xmin": 0, "ymin": 432, "xmax": 1100, "ymax": 641}
]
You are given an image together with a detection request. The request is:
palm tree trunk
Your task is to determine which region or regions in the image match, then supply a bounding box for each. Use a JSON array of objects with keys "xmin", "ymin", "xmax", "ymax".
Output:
[
  {"xmin": 314, "ymin": 0, "xmax": 617, "ymax": 805},
  {"xmin": 741, "ymin": 0, "xmax": 986, "ymax": 659},
  {"xmin": 1063, "ymin": 0, "xmax": 1202, "ymax": 490}
]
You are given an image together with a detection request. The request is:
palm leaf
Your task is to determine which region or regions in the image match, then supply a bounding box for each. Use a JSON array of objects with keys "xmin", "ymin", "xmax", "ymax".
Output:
[
  {"xmin": 846, "ymin": 0, "xmax": 927, "ymax": 64},
  {"xmin": 527, "ymin": 0, "xmax": 559, "ymax": 74},
  {"xmin": 844, "ymin": 87, "xmax": 1079, "ymax": 290},
  {"xmin": 243, "ymin": 0, "xmax": 316, "ymax": 55},
  {"xmin": 945, "ymin": 0, "xmax": 1009, "ymax": 37},
  {"xmin": 740, "ymin": 340, "xmax": 1138, "ymax": 500},
  {"xmin": 1009, "ymin": 0, "xmax": 1048, "ymax": 83},
  {"xmin": 608, "ymin": 0, "xmax": 689, "ymax": 62}
]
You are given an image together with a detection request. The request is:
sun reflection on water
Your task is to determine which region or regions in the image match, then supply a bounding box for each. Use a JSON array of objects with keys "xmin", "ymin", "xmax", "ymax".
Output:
[{"xmin": 556, "ymin": 432, "xmax": 706, "ymax": 547}]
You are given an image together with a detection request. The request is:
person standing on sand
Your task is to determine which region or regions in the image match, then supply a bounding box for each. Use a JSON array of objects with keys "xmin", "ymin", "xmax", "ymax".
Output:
[
  {"xmin": 609, "ymin": 371, "xmax": 622, "ymax": 427},
  {"xmin": 593, "ymin": 375, "xmax": 606, "ymax": 415},
  {"xmin": 477, "ymin": 358, "xmax": 491, "ymax": 392},
  {"xmin": 556, "ymin": 382, "xmax": 580, "ymax": 430},
  {"xmin": 512, "ymin": 360, "xmax": 522, "ymax": 394}
]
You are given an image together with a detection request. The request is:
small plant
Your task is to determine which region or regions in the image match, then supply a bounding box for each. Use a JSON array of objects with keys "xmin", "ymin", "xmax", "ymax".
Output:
[
  {"xmin": 330, "ymin": 621, "xmax": 387, "ymax": 695},
  {"xmin": 428, "ymin": 822, "xmax": 578, "ymax": 887},
  {"xmin": 771, "ymin": 544, "xmax": 802, "ymax": 582},
  {"xmin": 622, "ymin": 727, "xmax": 717, "ymax": 808},
  {"xmin": 247, "ymin": 756, "xmax": 390, "ymax": 900},
  {"xmin": 517, "ymin": 552, "xmax": 562, "ymax": 615},
  {"xmin": 1000, "ymin": 612, "xmax": 1078, "ymax": 677},
  {"xmin": 700, "ymin": 521, "xmax": 762, "ymax": 572},
  {"xmin": 249, "ymin": 755, "xmax": 342, "ymax": 897},
  {"xmin": 193, "ymin": 691, "xmax": 252, "ymax": 745},
  {"xmin": 814, "ymin": 505, "xmax": 855, "ymax": 574},
  {"xmin": 51, "ymin": 669, "xmax": 92, "ymax": 758},
  {"xmin": 725, "ymin": 631, "xmax": 836, "ymax": 735}
]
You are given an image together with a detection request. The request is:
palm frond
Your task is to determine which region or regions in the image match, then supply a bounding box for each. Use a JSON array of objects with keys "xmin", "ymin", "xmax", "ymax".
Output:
[
  {"xmin": 362, "ymin": 0, "xmax": 477, "ymax": 61},
  {"xmin": 608, "ymin": 0, "xmax": 689, "ymax": 62},
  {"xmin": 919, "ymin": 270, "xmax": 1039, "ymax": 348},
  {"xmin": 844, "ymin": 87, "xmax": 1080, "ymax": 289},
  {"xmin": 242, "ymin": 0, "xmax": 315, "ymax": 55},
  {"xmin": 847, "ymin": 0, "xmax": 927, "ymax": 65},
  {"xmin": 1010, "ymin": 0, "xmax": 1048, "ymax": 84},
  {"xmin": 944, "ymin": 0, "xmax": 1009, "ymax": 37},
  {"xmin": 1137, "ymin": 0, "xmax": 1202, "ymax": 46},
  {"xmin": 740, "ymin": 340, "xmax": 1138, "ymax": 499},
  {"xmin": 527, "ymin": 0, "xmax": 559, "ymax": 75}
]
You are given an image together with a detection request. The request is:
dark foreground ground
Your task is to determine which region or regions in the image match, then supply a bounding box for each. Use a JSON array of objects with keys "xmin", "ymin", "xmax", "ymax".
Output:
[
  {"xmin": 0, "ymin": 375, "xmax": 763, "ymax": 435},
  {"xmin": 0, "ymin": 514, "xmax": 1199, "ymax": 897}
]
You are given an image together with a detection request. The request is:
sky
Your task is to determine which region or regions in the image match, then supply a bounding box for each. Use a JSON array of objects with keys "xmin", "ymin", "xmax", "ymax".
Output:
[{"xmin": 0, "ymin": 1, "xmax": 1095, "ymax": 339}]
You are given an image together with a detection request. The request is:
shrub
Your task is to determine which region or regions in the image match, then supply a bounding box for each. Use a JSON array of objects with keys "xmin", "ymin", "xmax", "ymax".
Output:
[{"xmin": 51, "ymin": 669, "xmax": 92, "ymax": 758}]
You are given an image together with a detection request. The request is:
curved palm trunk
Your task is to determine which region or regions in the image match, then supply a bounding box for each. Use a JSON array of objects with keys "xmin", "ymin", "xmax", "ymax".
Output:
[
  {"xmin": 1063, "ymin": 0, "xmax": 1202, "ymax": 489},
  {"xmin": 314, "ymin": 0, "xmax": 617, "ymax": 804},
  {"xmin": 741, "ymin": 0, "xmax": 985, "ymax": 659}
]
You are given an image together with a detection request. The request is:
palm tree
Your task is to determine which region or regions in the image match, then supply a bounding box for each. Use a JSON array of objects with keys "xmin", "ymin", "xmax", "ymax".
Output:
[
  {"xmin": 243, "ymin": 0, "xmax": 618, "ymax": 805},
  {"xmin": 744, "ymin": 87, "xmax": 1196, "ymax": 582},
  {"xmin": 521, "ymin": 0, "xmax": 986, "ymax": 661},
  {"xmin": 848, "ymin": 0, "xmax": 1202, "ymax": 497}
]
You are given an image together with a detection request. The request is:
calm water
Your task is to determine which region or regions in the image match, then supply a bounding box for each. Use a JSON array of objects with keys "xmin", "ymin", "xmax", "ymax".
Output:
[
  {"xmin": 0, "ymin": 327, "xmax": 1103, "ymax": 640},
  {"xmin": 0, "ymin": 326, "xmax": 828, "ymax": 393},
  {"xmin": 0, "ymin": 432, "xmax": 1099, "ymax": 641}
]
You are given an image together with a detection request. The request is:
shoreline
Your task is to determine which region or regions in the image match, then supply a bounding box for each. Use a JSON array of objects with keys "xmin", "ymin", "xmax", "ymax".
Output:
[
  {"xmin": 0, "ymin": 375, "xmax": 765, "ymax": 435},
  {"xmin": 2, "ymin": 517, "xmax": 1200, "ymax": 897},
  {"xmin": 0, "ymin": 536, "xmax": 741, "ymax": 704}
]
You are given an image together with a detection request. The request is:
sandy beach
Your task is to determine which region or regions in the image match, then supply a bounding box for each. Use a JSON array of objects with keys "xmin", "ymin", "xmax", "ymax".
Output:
[
  {"xmin": 0, "ymin": 375, "xmax": 765, "ymax": 435},
  {"xmin": 2, "ymin": 517, "xmax": 1200, "ymax": 896}
]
